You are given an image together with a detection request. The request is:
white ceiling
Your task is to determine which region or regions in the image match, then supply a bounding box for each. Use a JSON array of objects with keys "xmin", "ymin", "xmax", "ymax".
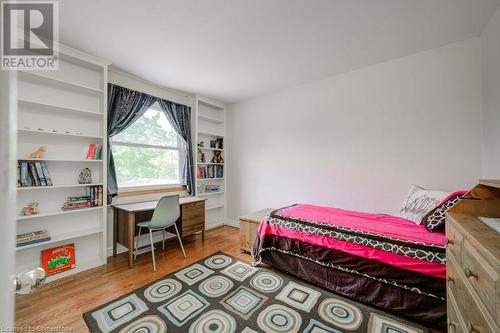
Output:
[{"xmin": 59, "ymin": 0, "xmax": 499, "ymax": 103}]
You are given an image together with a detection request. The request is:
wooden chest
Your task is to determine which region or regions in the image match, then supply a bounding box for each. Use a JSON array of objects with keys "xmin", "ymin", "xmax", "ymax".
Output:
[
  {"xmin": 239, "ymin": 208, "xmax": 274, "ymax": 253},
  {"xmin": 446, "ymin": 180, "xmax": 500, "ymax": 333}
]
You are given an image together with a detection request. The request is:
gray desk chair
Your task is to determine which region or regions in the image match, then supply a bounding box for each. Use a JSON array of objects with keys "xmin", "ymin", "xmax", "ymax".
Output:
[{"xmin": 134, "ymin": 195, "xmax": 186, "ymax": 271}]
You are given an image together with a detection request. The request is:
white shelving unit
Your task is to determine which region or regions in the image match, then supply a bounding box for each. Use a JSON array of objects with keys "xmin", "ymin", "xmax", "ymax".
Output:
[
  {"xmin": 16, "ymin": 44, "xmax": 110, "ymax": 282},
  {"xmin": 195, "ymin": 96, "xmax": 226, "ymax": 229}
]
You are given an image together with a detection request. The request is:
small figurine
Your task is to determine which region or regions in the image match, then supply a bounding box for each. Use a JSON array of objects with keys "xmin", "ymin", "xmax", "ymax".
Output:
[
  {"xmin": 211, "ymin": 150, "xmax": 224, "ymax": 164},
  {"xmin": 29, "ymin": 146, "xmax": 46, "ymax": 159},
  {"xmin": 22, "ymin": 202, "xmax": 40, "ymax": 216},
  {"xmin": 197, "ymin": 149, "xmax": 205, "ymax": 163},
  {"xmin": 78, "ymin": 168, "xmax": 92, "ymax": 184},
  {"xmin": 198, "ymin": 141, "xmax": 205, "ymax": 147}
]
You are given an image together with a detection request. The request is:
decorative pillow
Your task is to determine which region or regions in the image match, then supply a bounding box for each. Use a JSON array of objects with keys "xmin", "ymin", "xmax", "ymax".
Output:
[
  {"xmin": 423, "ymin": 191, "xmax": 466, "ymax": 232},
  {"xmin": 399, "ymin": 185, "xmax": 449, "ymax": 224}
]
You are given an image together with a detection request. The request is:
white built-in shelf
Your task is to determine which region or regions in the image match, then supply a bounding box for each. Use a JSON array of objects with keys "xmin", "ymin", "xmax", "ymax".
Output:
[
  {"xmin": 18, "ymin": 158, "xmax": 103, "ymax": 163},
  {"xmin": 18, "ymin": 99, "xmax": 104, "ymax": 117},
  {"xmin": 17, "ymin": 128, "xmax": 103, "ymax": 140},
  {"xmin": 17, "ymin": 206, "xmax": 104, "ymax": 220},
  {"xmin": 206, "ymin": 203, "xmax": 225, "ymax": 210},
  {"xmin": 198, "ymin": 163, "xmax": 224, "ymax": 166},
  {"xmin": 16, "ymin": 227, "xmax": 103, "ymax": 251},
  {"xmin": 19, "ymin": 71, "xmax": 104, "ymax": 95},
  {"xmin": 17, "ymin": 183, "xmax": 104, "ymax": 190},
  {"xmin": 197, "ymin": 178, "xmax": 224, "ymax": 181},
  {"xmin": 198, "ymin": 191, "xmax": 225, "ymax": 197},
  {"xmin": 197, "ymin": 147, "xmax": 224, "ymax": 151},
  {"xmin": 199, "ymin": 114, "xmax": 224, "ymax": 124},
  {"xmin": 198, "ymin": 131, "xmax": 224, "ymax": 138}
]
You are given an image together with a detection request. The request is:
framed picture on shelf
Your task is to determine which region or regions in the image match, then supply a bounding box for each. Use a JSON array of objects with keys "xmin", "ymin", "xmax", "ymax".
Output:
[{"xmin": 41, "ymin": 244, "xmax": 76, "ymax": 276}]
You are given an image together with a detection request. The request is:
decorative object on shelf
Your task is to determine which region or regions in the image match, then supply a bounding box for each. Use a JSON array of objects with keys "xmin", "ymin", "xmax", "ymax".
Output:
[
  {"xmin": 211, "ymin": 150, "xmax": 224, "ymax": 164},
  {"xmin": 21, "ymin": 202, "xmax": 40, "ymax": 216},
  {"xmin": 41, "ymin": 244, "xmax": 76, "ymax": 276},
  {"xmin": 78, "ymin": 168, "xmax": 92, "ymax": 184},
  {"xmin": 204, "ymin": 184, "xmax": 220, "ymax": 193},
  {"xmin": 197, "ymin": 149, "xmax": 206, "ymax": 163},
  {"xmin": 29, "ymin": 146, "xmax": 46, "ymax": 159},
  {"xmin": 210, "ymin": 138, "xmax": 223, "ymax": 149},
  {"xmin": 16, "ymin": 230, "xmax": 51, "ymax": 248},
  {"xmin": 198, "ymin": 141, "xmax": 205, "ymax": 147}
]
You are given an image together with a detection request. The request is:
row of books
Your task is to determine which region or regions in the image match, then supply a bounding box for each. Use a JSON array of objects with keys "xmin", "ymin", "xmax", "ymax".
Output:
[
  {"xmin": 197, "ymin": 165, "xmax": 223, "ymax": 179},
  {"xmin": 17, "ymin": 161, "xmax": 53, "ymax": 187},
  {"xmin": 16, "ymin": 230, "xmax": 51, "ymax": 248},
  {"xmin": 62, "ymin": 186, "xmax": 103, "ymax": 210},
  {"xmin": 86, "ymin": 144, "xmax": 103, "ymax": 160}
]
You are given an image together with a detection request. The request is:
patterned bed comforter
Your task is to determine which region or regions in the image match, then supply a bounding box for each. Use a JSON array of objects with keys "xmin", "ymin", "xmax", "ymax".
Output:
[{"xmin": 251, "ymin": 204, "xmax": 447, "ymax": 300}]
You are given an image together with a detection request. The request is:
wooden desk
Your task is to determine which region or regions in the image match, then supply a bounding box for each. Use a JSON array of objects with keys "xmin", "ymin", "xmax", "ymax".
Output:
[{"xmin": 112, "ymin": 197, "xmax": 206, "ymax": 268}]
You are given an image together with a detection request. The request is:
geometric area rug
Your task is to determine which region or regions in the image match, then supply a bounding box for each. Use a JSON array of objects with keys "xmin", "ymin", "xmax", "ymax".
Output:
[{"xmin": 83, "ymin": 252, "xmax": 429, "ymax": 333}]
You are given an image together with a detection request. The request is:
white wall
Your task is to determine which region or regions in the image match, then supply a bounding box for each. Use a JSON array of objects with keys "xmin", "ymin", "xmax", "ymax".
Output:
[
  {"xmin": 226, "ymin": 38, "xmax": 483, "ymax": 223},
  {"xmin": 481, "ymin": 7, "xmax": 500, "ymax": 178}
]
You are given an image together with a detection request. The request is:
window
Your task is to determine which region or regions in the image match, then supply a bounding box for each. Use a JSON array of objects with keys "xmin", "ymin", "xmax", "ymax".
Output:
[{"xmin": 111, "ymin": 103, "xmax": 186, "ymax": 189}]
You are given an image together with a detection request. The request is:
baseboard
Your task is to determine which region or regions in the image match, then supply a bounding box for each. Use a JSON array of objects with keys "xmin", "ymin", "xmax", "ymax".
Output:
[{"xmin": 224, "ymin": 219, "xmax": 240, "ymax": 228}]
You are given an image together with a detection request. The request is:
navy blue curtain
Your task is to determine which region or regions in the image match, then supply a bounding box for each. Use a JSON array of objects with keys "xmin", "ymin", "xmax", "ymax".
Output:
[
  {"xmin": 156, "ymin": 99, "xmax": 195, "ymax": 195},
  {"xmin": 107, "ymin": 84, "xmax": 156, "ymax": 199}
]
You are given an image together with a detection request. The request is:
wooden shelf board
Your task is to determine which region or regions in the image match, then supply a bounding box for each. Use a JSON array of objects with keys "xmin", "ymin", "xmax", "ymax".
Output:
[
  {"xmin": 16, "ymin": 228, "xmax": 103, "ymax": 251},
  {"xmin": 18, "ymin": 99, "xmax": 104, "ymax": 117},
  {"xmin": 199, "ymin": 114, "xmax": 224, "ymax": 124},
  {"xmin": 19, "ymin": 71, "xmax": 104, "ymax": 94},
  {"xmin": 198, "ymin": 163, "xmax": 224, "ymax": 166},
  {"xmin": 17, "ymin": 128, "xmax": 103, "ymax": 140},
  {"xmin": 198, "ymin": 131, "xmax": 224, "ymax": 138},
  {"xmin": 17, "ymin": 206, "xmax": 104, "ymax": 220},
  {"xmin": 198, "ymin": 191, "xmax": 225, "ymax": 197},
  {"xmin": 197, "ymin": 147, "xmax": 224, "ymax": 151},
  {"xmin": 18, "ymin": 183, "xmax": 104, "ymax": 190}
]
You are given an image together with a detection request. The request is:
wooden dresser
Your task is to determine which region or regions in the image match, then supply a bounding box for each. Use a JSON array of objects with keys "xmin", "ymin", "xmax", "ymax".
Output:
[
  {"xmin": 239, "ymin": 208, "xmax": 274, "ymax": 252},
  {"xmin": 446, "ymin": 180, "xmax": 500, "ymax": 333}
]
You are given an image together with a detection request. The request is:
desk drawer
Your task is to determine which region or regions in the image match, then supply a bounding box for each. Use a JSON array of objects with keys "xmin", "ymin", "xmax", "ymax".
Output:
[{"xmin": 182, "ymin": 201, "xmax": 205, "ymax": 236}]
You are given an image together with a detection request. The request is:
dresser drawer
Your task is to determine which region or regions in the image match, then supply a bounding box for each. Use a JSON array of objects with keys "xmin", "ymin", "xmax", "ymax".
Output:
[
  {"xmin": 462, "ymin": 240, "xmax": 499, "ymax": 323},
  {"xmin": 448, "ymin": 290, "xmax": 466, "ymax": 333},
  {"xmin": 448, "ymin": 256, "xmax": 497, "ymax": 333},
  {"xmin": 446, "ymin": 221, "xmax": 464, "ymax": 264}
]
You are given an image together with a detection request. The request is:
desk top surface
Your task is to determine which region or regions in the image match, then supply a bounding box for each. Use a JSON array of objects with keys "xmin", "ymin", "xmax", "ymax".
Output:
[{"xmin": 112, "ymin": 197, "xmax": 205, "ymax": 212}]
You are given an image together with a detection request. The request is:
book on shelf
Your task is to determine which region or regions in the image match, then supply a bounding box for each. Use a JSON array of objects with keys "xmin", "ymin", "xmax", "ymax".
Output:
[
  {"xmin": 41, "ymin": 244, "xmax": 76, "ymax": 276},
  {"xmin": 204, "ymin": 184, "xmax": 220, "ymax": 193},
  {"xmin": 197, "ymin": 165, "xmax": 223, "ymax": 179},
  {"xmin": 16, "ymin": 230, "xmax": 51, "ymax": 247},
  {"xmin": 86, "ymin": 144, "xmax": 102, "ymax": 160},
  {"xmin": 17, "ymin": 161, "xmax": 53, "ymax": 187},
  {"xmin": 62, "ymin": 185, "xmax": 103, "ymax": 210}
]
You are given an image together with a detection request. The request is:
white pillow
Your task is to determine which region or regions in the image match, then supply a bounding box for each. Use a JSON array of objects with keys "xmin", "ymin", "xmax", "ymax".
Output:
[{"xmin": 399, "ymin": 185, "xmax": 449, "ymax": 224}]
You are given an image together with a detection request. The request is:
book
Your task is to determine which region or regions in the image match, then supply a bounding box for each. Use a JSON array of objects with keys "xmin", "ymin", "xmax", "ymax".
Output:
[
  {"xmin": 20, "ymin": 162, "xmax": 28, "ymax": 186},
  {"xmin": 94, "ymin": 144, "xmax": 102, "ymax": 160},
  {"xmin": 41, "ymin": 244, "xmax": 76, "ymax": 276},
  {"xmin": 97, "ymin": 186, "xmax": 103, "ymax": 206},
  {"xmin": 86, "ymin": 144, "xmax": 96, "ymax": 160},
  {"xmin": 28, "ymin": 162, "xmax": 40, "ymax": 186},
  {"xmin": 17, "ymin": 163, "xmax": 21, "ymax": 187},
  {"xmin": 35, "ymin": 161, "xmax": 47, "ymax": 186},
  {"xmin": 16, "ymin": 230, "xmax": 51, "ymax": 247},
  {"xmin": 41, "ymin": 161, "xmax": 53, "ymax": 186}
]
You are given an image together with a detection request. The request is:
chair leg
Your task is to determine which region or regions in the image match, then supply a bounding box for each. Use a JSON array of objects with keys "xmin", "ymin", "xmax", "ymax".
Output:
[
  {"xmin": 134, "ymin": 226, "xmax": 142, "ymax": 261},
  {"xmin": 162, "ymin": 229, "xmax": 165, "ymax": 250},
  {"xmin": 174, "ymin": 224, "xmax": 186, "ymax": 258},
  {"xmin": 149, "ymin": 229, "xmax": 156, "ymax": 272}
]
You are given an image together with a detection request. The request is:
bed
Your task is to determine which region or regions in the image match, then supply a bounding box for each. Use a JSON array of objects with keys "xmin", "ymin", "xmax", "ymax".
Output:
[{"xmin": 251, "ymin": 204, "xmax": 447, "ymax": 328}]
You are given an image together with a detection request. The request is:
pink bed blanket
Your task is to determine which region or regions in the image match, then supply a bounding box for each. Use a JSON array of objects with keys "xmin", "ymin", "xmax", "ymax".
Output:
[{"xmin": 253, "ymin": 204, "xmax": 446, "ymax": 279}]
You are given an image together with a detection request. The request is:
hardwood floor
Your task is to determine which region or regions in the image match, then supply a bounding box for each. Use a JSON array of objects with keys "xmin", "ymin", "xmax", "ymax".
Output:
[{"xmin": 15, "ymin": 226, "xmax": 248, "ymax": 332}]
